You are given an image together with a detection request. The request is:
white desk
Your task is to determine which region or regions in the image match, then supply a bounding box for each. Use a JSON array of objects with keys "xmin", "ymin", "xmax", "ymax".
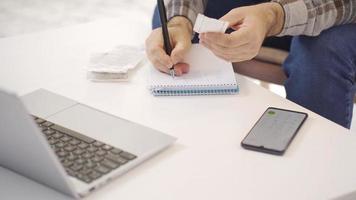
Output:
[{"xmin": 1, "ymin": 17, "xmax": 356, "ymax": 200}]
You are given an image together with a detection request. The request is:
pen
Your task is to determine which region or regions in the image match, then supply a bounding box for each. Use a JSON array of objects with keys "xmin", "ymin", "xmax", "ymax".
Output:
[{"xmin": 157, "ymin": 0, "xmax": 175, "ymax": 78}]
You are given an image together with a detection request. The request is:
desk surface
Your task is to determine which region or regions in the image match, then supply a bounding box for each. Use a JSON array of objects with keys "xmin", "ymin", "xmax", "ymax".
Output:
[{"xmin": 0, "ymin": 17, "xmax": 355, "ymax": 200}]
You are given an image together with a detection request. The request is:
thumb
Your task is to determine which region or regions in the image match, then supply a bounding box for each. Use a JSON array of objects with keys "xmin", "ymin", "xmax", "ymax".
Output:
[
  {"xmin": 220, "ymin": 9, "xmax": 245, "ymax": 29},
  {"xmin": 171, "ymin": 39, "xmax": 191, "ymax": 64}
]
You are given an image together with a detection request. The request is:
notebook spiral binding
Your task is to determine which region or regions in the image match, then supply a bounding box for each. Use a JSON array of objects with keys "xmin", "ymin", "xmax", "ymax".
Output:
[{"xmin": 150, "ymin": 86, "xmax": 239, "ymax": 96}]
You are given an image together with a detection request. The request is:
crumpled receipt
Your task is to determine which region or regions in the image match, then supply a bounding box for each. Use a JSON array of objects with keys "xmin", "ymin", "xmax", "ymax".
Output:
[
  {"xmin": 193, "ymin": 13, "xmax": 229, "ymax": 34},
  {"xmin": 87, "ymin": 45, "xmax": 144, "ymax": 81}
]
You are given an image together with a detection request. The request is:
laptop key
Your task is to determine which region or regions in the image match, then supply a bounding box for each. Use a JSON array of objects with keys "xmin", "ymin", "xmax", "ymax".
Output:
[
  {"xmin": 48, "ymin": 139, "xmax": 58, "ymax": 145},
  {"xmin": 66, "ymin": 169, "xmax": 76, "ymax": 177},
  {"xmin": 79, "ymin": 168, "xmax": 93, "ymax": 175},
  {"xmin": 51, "ymin": 124, "xmax": 95, "ymax": 144},
  {"xmin": 35, "ymin": 118, "xmax": 46, "ymax": 124},
  {"xmin": 61, "ymin": 135, "xmax": 72, "ymax": 142},
  {"xmin": 55, "ymin": 141, "xmax": 65, "ymax": 148},
  {"xmin": 67, "ymin": 154, "xmax": 77, "ymax": 161},
  {"xmin": 76, "ymin": 174, "xmax": 92, "ymax": 183},
  {"xmin": 78, "ymin": 142, "xmax": 89, "ymax": 149},
  {"xmin": 110, "ymin": 148, "xmax": 122, "ymax": 155},
  {"xmin": 42, "ymin": 121, "xmax": 53, "ymax": 127},
  {"xmin": 87, "ymin": 146, "xmax": 98, "ymax": 153},
  {"xmin": 101, "ymin": 159, "xmax": 119, "ymax": 169},
  {"xmin": 69, "ymin": 139, "xmax": 80, "ymax": 145},
  {"xmin": 102, "ymin": 145, "xmax": 112, "ymax": 151},
  {"xmin": 63, "ymin": 160, "xmax": 73, "ymax": 168},
  {"xmin": 64, "ymin": 145, "xmax": 76, "ymax": 152},
  {"xmin": 43, "ymin": 129, "xmax": 55, "ymax": 135},
  {"xmin": 93, "ymin": 141, "xmax": 104, "ymax": 147},
  {"xmin": 120, "ymin": 151, "xmax": 137, "ymax": 160},
  {"xmin": 52, "ymin": 132, "xmax": 63, "ymax": 139},
  {"xmin": 96, "ymin": 150, "xmax": 107, "ymax": 156},
  {"xmin": 73, "ymin": 148, "xmax": 85, "ymax": 155},
  {"xmin": 75, "ymin": 158, "xmax": 86, "ymax": 165},
  {"xmin": 57, "ymin": 151, "xmax": 68, "ymax": 157},
  {"xmin": 59, "ymin": 157, "xmax": 66, "ymax": 163},
  {"xmin": 106, "ymin": 153, "xmax": 128, "ymax": 165},
  {"xmin": 71, "ymin": 164, "xmax": 83, "ymax": 171},
  {"xmin": 92, "ymin": 156, "xmax": 103, "ymax": 162},
  {"xmin": 82, "ymin": 152, "xmax": 94, "ymax": 159},
  {"xmin": 85, "ymin": 161, "xmax": 97, "ymax": 168},
  {"xmin": 94, "ymin": 165, "xmax": 110, "ymax": 174},
  {"xmin": 88, "ymin": 171, "xmax": 101, "ymax": 180}
]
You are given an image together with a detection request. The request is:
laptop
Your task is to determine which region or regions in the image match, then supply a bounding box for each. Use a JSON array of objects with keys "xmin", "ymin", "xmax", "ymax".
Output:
[{"xmin": 0, "ymin": 89, "xmax": 176, "ymax": 198}]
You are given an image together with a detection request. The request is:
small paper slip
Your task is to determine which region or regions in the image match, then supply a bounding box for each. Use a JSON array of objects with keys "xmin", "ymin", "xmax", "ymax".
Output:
[
  {"xmin": 87, "ymin": 45, "xmax": 144, "ymax": 81},
  {"xmin": 193, "ymin": 13, "xmax": 229, "ymax": 33},
  {"xmin": 148, "ymin": 44, "xmax": 238, "ymax": 96}
]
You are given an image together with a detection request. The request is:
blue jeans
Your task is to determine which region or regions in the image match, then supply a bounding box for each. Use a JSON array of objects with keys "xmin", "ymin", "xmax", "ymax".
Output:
[
  {"xmin": 152, "ymin": 1, "xmax": 356, "ymax": 128},
  {"xmin": 284, "ymin": 24, "xmax": 356, "ymax": 128}
]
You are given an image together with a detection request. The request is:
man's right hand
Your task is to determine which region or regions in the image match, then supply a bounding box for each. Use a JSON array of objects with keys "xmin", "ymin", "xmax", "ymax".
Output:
[{"xmin": 145, "ymin": 16, "xmax": 193, "ymax": 76}]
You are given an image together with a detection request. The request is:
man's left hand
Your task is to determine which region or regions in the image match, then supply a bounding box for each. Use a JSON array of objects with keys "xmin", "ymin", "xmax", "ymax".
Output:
[{"xmin": 199, "ymin": 2, "xmax": 284, "ymax": 62}]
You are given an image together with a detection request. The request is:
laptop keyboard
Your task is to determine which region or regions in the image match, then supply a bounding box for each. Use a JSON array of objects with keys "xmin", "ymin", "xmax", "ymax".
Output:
[{"xmin": 32, "ymin": 115, "xmax": 137, "ymax": 184}]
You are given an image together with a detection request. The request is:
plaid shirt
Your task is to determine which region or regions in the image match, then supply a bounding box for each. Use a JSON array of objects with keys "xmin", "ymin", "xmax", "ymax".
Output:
[{"xmin": 166, "ymin": 0, "xmax": 356, "ymax": 36}]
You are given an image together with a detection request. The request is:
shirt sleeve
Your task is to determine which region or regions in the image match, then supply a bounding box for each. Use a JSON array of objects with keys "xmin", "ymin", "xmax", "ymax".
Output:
[
  {"xmin": 166, "ymin": 0, "xmax": 208, "ymax": 26},
  {"xmin": 272, "ymin": 0, "xmax": 356, "ymax": 36}
]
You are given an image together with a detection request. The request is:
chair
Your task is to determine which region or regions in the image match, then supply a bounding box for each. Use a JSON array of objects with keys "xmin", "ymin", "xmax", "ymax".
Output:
[
  {"xmin": 233, "ymin": 47, "xmax": 356, "ymax": 103},
  {"xmin": 232, "ymin": 46, "xmax": 288, "ymax": 86}
]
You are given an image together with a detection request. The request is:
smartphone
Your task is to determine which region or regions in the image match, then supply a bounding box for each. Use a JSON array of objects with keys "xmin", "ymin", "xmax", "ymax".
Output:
[{"xmin": 241, "ymin": 107, "xmax": 308, "ymax": 155}]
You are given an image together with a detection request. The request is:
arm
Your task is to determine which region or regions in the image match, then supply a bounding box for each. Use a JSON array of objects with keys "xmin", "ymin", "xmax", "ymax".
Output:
[{"xmin": 272, "ymin": 0, "xmax": 356, "ymax": 36}]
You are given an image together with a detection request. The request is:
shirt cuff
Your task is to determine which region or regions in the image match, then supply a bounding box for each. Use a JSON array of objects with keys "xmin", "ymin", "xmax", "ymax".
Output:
[
  {"xmin": 271, "ymin": 0, "xmax": 309, "ymax": 36},
  {"xmin": 166, "ymin": 1, "xmax": 198, "ymax": 27}
]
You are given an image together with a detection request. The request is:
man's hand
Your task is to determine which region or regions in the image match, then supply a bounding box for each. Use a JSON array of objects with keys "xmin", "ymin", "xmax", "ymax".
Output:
[
  {"xmin": 199, "ymin": 2, "xmax": 284, "ymax": 62},
  {"xmin": 145, "ymin": 16, "xmax": 192, "ymax": 76}
]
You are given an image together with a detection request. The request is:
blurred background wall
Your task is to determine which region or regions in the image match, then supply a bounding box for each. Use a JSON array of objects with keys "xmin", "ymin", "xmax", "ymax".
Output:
[{"xmin": 0, "ymin": 0, "xmax": 155, "ymax": 38}]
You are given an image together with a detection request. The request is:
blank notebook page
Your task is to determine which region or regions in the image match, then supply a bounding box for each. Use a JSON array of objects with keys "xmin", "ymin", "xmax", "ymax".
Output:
[{"xmin": 148, "ymin": 44, "xmax": 238, "ymax": 96}]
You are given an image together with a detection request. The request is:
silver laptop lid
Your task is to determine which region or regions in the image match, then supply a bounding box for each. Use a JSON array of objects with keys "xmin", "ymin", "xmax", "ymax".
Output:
[{"xmin": 0, "ymin": 89, "xmax": 78, "ymax": 198}]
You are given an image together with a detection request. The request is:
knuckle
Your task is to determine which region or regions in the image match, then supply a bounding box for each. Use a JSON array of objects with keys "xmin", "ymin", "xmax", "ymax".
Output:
[
  {"xmin": 228, "ymin": 9, "xmax": 237, "ymax": 16},
  {"xmin": 225, "ymin": 54, "xmax": 234, "ymax": 62},
  {"xmin": 251, "ymin": 51, "xmax": 259, "ymax": 59},
  {"xmin": 223, "ymin": 36, "xmax": 233, "ymax": 46}
]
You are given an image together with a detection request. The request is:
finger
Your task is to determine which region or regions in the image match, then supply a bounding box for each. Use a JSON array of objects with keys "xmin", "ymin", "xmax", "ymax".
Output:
[
  {"xmin": 147, "ymin": 46, "xmax": 173, "ymax": 67},
  {"xmin": 201, "ymin": 40, "xmax": 233, "ymax": 61},
  {"xmin": 203, "ymin": 37, "xmax": 251, "ymax": 57},
  {"xmin": 201, "ymin": 40, "xmax": 231, "ymax": 59},
  {"xmin": 154, "ymin": 62, "xmax": 188, "ymax": 76},
  {"xmin": 145, "ymin": 29, "xmax": 174, "ymax": 68},
  {"xmin": 202, "ymin": 40, "xmax": 253, "ymax": 62},
  {"xmin": 220, "ymin": 9, "xmax": 245, "ymax": 28},
  {"xmin": 171, "ymin": 38, "xmax": 191, "ymax": 64},
  {"xmin": 174, "ymin": 63, "xmax": 190, "ymax": 74},
  {"xmin": 201, "ymin": 30, "xmax": 248, "ymax": 48},
  {"xmin": 153, "ymin": 58, "xmax": 171, "ymax": 74}
]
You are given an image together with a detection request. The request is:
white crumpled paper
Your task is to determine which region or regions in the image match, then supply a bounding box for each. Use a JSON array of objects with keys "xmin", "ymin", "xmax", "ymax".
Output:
[{"xmin": 87, "ymin": 45, "xmax": 144, "ymax": 81}]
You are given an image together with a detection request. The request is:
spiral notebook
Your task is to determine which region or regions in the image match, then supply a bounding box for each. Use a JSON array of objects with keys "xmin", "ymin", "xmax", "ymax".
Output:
[{"xmin": 148, "ymin": 44, "xmax": 239, "ymax": 96}]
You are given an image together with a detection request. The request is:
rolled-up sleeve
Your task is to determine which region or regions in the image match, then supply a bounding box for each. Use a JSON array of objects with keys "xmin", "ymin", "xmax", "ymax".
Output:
[
  {"xmin": 272, "ymin": 0, "xmax": 356, "ymax": 36},
  {"xmin": 166, "ymin": 0, "xmax": 208, "ymax": 25}
]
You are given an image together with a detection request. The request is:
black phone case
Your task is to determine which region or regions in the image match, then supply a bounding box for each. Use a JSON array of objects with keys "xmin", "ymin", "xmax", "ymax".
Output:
[{"xmin": 241, "ymin": 107, "xmax": 308, "ymax": 155}]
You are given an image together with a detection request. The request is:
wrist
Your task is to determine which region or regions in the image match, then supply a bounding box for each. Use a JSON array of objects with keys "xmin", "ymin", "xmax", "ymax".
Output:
[
  {"xmin": 168, "ymin": 16, "xmax": 193, "ymax": 35},
  {"xmin": 263, "ymin": 2, "xmax": 285, "ymax": 36}
]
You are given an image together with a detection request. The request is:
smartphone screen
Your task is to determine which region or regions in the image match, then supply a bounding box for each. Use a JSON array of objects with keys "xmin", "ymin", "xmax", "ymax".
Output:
[{"xmin": 241, "ymin": 107, "xmax": 308, "ymax": 155}]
